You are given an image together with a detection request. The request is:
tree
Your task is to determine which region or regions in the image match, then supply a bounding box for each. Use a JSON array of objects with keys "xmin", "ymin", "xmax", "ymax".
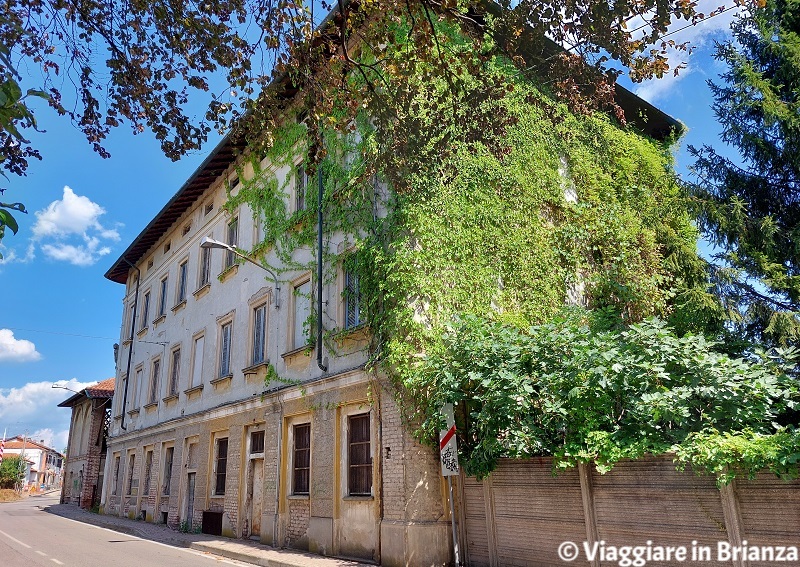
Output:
[
  {"xmin": 0, "ymin": 0, "xmax": 724, "ymax": 248},
  {"xmin": 0, "ymin": 455, "xmax": 25, "ymax": 489},
  {"xmin": 689, "ymin": 0, "xmax": 800, "ymax": 348}
]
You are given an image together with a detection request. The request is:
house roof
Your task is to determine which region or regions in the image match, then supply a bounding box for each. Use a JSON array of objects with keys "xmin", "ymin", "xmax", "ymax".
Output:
[
  {"xmin": 3, "ymin": 437, "xmax": 62, "ymax": 455},
  {"xmin": 104, "ymin": 6, "xmax": 682, "ymax": 285},
  {"xmin": 57, "ymin": 377, "xmax": 115, "ymax": 408}
]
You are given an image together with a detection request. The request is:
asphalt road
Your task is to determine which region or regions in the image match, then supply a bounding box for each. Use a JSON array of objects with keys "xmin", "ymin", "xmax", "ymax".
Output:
[{"xmin": 0, "ymin": 494, "xmax": 244, "ymax": 567}]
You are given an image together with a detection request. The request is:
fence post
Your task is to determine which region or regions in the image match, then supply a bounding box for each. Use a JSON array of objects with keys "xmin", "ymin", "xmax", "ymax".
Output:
[
  {"xmin": 578, "ymin": 462, "xmax": 600, "ymax": 567},
  {"xmin": 719, "ymin": 479, "xmax": 748, "ymax": 567}
]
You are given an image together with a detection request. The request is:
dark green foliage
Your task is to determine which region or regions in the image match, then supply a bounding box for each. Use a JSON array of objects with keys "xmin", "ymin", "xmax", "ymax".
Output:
[
  {"xmin": 0, "ymin": 455, "xmax": 24, "ymax": 489},
  {"xmin": 418, "ymin": 312, "xmax": 800, "ymax": 481},
  {"xmin": 689, "ymin": 0, "xmax": 800, "ymax": 348}
]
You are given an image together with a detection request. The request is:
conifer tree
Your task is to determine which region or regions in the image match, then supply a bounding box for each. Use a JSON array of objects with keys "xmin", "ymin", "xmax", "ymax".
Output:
[{"xmin": 689, "ymin": 0, "xmax": 800, "ymax": 348}]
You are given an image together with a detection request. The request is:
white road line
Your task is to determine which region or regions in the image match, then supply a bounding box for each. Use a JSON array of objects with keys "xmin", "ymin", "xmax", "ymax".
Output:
[
  {"xmin": 50, "ymin": 559, "xmax": 64, "ymax": 565},
  {"xmin": 0, "ymin": 529, "xmax": 32, "ymax": 548},
  {"xmin": 35, "ymin": 550, "xmax": 47, "ymax": 556}
]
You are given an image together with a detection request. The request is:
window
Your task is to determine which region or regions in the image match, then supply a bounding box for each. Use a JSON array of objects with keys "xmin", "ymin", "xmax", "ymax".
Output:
[
  {"xmin": 163, "ymin": 241, "xmax": 171, "ymax": 254},
  {"xmin": 182, "ymin": 223, "xmax": 191, "ymax": 236},
  {"xmin": 252, "ymin": 303, "xmax": 267, "ymax": 365},
  {"xmin": 190, "ymin": 334, "xmax": 205, "ymax": 388},
  {"xmin": 204, "ymin": 202, "xmax": 213, "ymax": 216},
  {"xmin": 225, "ymin": 217, "xmax": 238, "ymax": 269},
  {"xmin": 126, "ymin": 303, "xmax": 135, "ymax": 336},
  {"xmin": 293, "ymin": 424, "xmax": 311, "ymax": 495},
  {"xmin": 295, "ymin": 164, "xmax": 307, "ymax": 212},
  {"xmin": 162, "ymin": 446, "xmax": 174, "ymax": 495},
  {"xmin": 112, "ymin": 455, "xmax": 120, "ymax": 495},
  {"xmin": 348, "ymin": 414, "xmax": 372, "ymax": 496},
  {"xmin": 219, "ymin": 322, "xmax": 232, "ymax": 377},
  {"xmin": 117, "ymin": 374, "xmax": 127, "ymax": 418},
  {"xmin": 127, "ymin": 454, "xmax": 136, "ymax": 495},
  {"xmin": 133, "ymin": 367, "xmax": 143, "ymax": 409},
  {"xmin": 168, "ymin": 348, "xmax": 181, "ymax": 396},
  {"xmin": 254, "ymin": 213, "xmax": 265, "ymax": 245},
  {"xmin": 251, "ymin": 431, "xmax": 265, "ymax": 454},
  {"xmin": 149, "ymin": 358, "xmax": 161, "ymax": 404},
  {"xmin": 177, "ymin": 260, "xmax": 188, "ymax": 303},
  {"xmin": 199, "ymin": 244, "xmax": 212, "ymax": 288},
  {"xmin": 293, "ymin": 280, "xmax": 311, "ymax": 349},
  {"xmin": 343, "ymin": 264, "xmax": 361, "ymax": 329},
  {"xmin": 158, "ymin": 276, "xmax": 168, "ymax": 317},
  {"xmin": 143, "ymin": 450, "xmax": 153, "ymax": 495},
  {"xmin": 214, "ymin": 438, "xmax": 228, "ymax": 495},
  {"xmin": 140, "ymin": 291, "xmax": 150, "ymax": 330}
]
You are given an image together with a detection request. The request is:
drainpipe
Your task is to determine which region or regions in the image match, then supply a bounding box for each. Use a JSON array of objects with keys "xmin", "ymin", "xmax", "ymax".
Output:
[
  {"xmin": 316, "ymin": 142, "xmax": 328, "ymax": 373},
  {"xmin": 119, "ymin": 258, "xmax": 141, "ymax": 431}
]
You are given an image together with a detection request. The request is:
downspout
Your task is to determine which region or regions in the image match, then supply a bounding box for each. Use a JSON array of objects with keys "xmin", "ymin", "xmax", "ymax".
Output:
[
  {"xmin": 119, "ymin": 258, "xmax": 141, "ymax": 431},
  {"xmin": 316, "ymin": 142, "xmax": 328, "ymax": 373}
]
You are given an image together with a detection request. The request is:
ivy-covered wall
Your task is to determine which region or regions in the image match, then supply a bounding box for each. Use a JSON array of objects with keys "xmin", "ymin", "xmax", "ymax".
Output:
[{"xmin": 224, "ymin": 24, "xmax": 798, "ymax": 483}]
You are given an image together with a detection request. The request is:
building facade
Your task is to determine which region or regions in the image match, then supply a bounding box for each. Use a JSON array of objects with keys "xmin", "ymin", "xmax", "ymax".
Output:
[
  {"xmin": 58, "ymin": 378, "xmax": 114, "ymax": 508},
  {"xmin": 101, "ymin": 138, "xmax": 450, "ymax": 565}
]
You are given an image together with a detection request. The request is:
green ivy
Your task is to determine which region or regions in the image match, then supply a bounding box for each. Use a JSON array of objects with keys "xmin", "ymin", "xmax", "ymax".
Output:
[{"xmin": 227, "ymin": 22, "xmax": 742, "ymax": 479}]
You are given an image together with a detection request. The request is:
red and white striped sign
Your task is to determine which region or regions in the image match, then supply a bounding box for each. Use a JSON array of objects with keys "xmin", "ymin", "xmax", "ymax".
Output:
[{"xmin": 439, "ymin": 403, "xmax": 459, "ymax": 476}]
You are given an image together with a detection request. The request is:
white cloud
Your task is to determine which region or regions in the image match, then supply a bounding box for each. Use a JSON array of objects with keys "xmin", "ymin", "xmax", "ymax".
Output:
[
  {"xmin": 0, "ymin": 329, "xmax": 41, "ymax": 362},
  {"xmin": 29, "ymin": 186, "xmax": 121, "ymax": 267},
  {"xmin": 0, "ymin": 379, "xmax": 98, "ymax": 451},
  {"xmin": 0, "ymin": 242, "xmax": 35, "ymax": 266},
  {"xmin": 32, "ymin": 186, "xmax": 106, "ymax": 238},
  {"xmin": 632, "ymin": 0, "xmax": 742, "ymax": 103}
]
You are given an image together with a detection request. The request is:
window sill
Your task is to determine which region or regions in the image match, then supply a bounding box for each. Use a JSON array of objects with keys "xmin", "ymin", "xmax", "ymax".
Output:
[
  {"xmin": 193, "ymin": 283, "xmax": 211, "ymax": 299},
  {"xmin": 184, "ymin": 384, "xmax": 204, "ymax": 396},
  {"xmin": 343, "ymin": 495, "xmax": 374, "ymax": 501},
  {"xmin": 127, "ymin": 408, "xmax": 140, "ymax": 417},
  {"xmin": 162, "ymin": 394, "xmax": 179, "ymax": 403},
  {"xmin": 218, "ymin": 264, "xmax": 239, "ymax": 282},
  {"xmin": 242, "ymin": 361, "xmax": 269, "ymax": 377},
  {"xmin": 143, "ymin": 402, "xmax": 158, "ymax": 411},
  {"xmin": 122, "ymin": 339, "xmax": 132, "ymax": 347},
  {"xmin": 334, "ymin": 323, "xmax": 371, "ymax": 349},
  {"xmin": 136, "ymin": 327, "xmax": 148, "ymax": 339},
  {"xmin": 153, "ymin": 314, "xmax": 167, "ymax": 326},
  {"xmin": 172, "ymin": 300, "xmax": 187, "ymax": 313},
  {"xmin": 210, "ymin": 374, "xmax": 233, "ymax": 387},
  {"xmin": 281, "ymin": 345, "xmax": 313, "ymax": 360},
  {"xmin": 288, "ymin": 494, "xmax": 309, "ymax": 500}
]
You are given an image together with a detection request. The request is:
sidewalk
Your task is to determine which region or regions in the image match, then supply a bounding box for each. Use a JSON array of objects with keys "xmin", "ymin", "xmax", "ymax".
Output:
[{"xmin": 45, "ymin": 503, "xmax": 371, "ymax": 567}]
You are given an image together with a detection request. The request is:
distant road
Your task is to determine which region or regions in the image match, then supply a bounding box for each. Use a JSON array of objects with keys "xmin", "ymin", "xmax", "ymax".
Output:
[{"xmin": 0, "ymin": 494, "xmax": 240, "ymax": 567}]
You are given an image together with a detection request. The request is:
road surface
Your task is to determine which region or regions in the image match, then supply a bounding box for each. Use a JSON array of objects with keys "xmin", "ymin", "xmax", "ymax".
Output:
[{"xmin": 0, "ymin": 494, "xmax": 244, "ymax": 567}]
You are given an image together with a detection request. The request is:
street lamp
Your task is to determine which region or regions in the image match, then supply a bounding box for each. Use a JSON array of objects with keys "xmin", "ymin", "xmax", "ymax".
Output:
[
  {"xmin": 51, "ymin": 383, "xmax": 80, "ymax": 394},
  {"xmin": 200, "ymin": 237, "xmax": 281, "ymax": 308}
]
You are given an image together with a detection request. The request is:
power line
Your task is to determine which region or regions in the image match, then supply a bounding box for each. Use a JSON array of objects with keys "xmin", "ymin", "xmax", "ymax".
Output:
[{"xmin": 3, "ymin": 327, "xmax": 116, "ymax": 341}]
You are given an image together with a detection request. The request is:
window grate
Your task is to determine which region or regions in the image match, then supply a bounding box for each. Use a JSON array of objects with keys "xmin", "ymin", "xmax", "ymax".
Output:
[{"xmin": 347, "ymin": 414, "xmax": 371, "ymax": 496}]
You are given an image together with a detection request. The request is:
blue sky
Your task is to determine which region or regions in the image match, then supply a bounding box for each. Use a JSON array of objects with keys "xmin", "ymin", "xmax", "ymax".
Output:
[{"xmin": 0, "ymin": 3, "xmax": 741, "ymax": 452}]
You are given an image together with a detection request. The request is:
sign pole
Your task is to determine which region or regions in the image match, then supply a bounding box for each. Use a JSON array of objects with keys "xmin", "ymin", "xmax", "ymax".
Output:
[
  {"xmin": 440, "ymin": 403, "xmax": 461, "ymax": 566},
  {"xmin": 447, "ymin": 475, "xmax": 461, "ymax": 566}
]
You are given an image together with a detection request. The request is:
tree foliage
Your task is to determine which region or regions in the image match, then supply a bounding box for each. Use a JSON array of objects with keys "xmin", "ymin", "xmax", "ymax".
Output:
[
  {"xmin": 0, "ymin": 0, "xmax": 731, "ymax": 248},
  {"xmin": 417, "ymin": 312, "xmax": 800, "ymax": 481},
  {"xmin": 689, "ymin": 0, "xmax": 800, "ymax": 348},
  {"xmin": 0, "ymin": 455, "xmax": 24, "ymax": 489}
]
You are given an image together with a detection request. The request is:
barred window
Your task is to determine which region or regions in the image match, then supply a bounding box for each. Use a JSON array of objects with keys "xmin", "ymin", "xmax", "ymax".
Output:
[
  {"xmin": 293, "ymin": 424, "xmax": 311, "ymax": 495},
  {"xmin": 214, "ymin": 438, "xmax": 228, "ymax": 495},
  {"xmin": 347, "ymin": 414, "xmax": 371, "ymax": 496},
  {"xmin": 162, "ymin": 446, "xmax": 174, "ymax": 495}
]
